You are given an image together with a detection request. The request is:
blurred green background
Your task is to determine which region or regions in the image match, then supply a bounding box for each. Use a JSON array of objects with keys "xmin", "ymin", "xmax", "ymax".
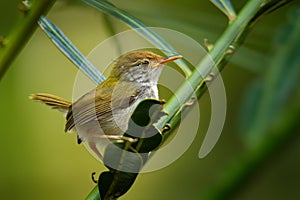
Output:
[{"xmin": 1, "ymin": 0, "xmax": 300, "ymax": 199}]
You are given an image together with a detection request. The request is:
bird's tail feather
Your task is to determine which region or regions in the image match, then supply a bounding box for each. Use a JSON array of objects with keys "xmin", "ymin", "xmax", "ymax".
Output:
[{"xmin": 29, "ymin": 93, "xmax": 71, "ymax": 113}]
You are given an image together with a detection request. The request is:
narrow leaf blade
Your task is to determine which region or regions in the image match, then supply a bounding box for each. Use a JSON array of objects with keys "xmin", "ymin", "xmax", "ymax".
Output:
[
  {"xmin": 83, "ymin": 0, "xmax": 191, "ymax": 76},
  {"xmin": 38, "ymin": 16, "xmax": 106, "ymax": 84}
]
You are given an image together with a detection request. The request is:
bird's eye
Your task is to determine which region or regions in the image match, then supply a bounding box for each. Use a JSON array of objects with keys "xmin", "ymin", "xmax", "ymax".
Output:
[{"xmin": 142, "ymin": 60, "xmax": 150, "ymax": 65}]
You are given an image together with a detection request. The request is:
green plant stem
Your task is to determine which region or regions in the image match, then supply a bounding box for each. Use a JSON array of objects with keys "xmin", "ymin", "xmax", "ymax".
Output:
[
  {"xmin": 157, "ymin": 0, "xmax": 265, "ymax": 130},
  {"xmin": 203, "ymin": 7, "xmax": 300, "ymax": 199},
  {"xmin": 0, "ymin": 0, "xmax": 56, "ymax": 81},
  {"xmin": 86, "ymin": 185, "xmax": 100, "ymax": 200}
]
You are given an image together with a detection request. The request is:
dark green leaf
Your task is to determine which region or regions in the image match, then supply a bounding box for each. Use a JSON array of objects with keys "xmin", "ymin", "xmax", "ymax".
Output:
[
  {"xmin": 103, "ymin": 143, "xmax": 143, "ymax": 173},
  {"xmin": 97, "ymin": 99, "xmax": 166, "ymax": 199},
  {"xmin": 125, "ymin": 99, "xmax": 165, "ymax": 152},
  {"xmin": 98, "ymin": 171, "xmax": 138, "ymax": 200}
]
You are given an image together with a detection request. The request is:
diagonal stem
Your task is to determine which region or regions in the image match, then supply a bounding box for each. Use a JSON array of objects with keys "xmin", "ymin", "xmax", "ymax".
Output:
[
  {"xmin": 156, "ymin": 0, "xmax": 265, "ymax": 130},
  {"xmin": 0, "ymin": 0, "xmax": 56, "ymax": 81}
]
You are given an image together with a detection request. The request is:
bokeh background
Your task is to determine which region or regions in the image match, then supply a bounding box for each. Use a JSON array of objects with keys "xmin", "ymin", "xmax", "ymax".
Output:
[{"xmin": 1, "ymin": 0, "xmax": 300, "ymax": 199}]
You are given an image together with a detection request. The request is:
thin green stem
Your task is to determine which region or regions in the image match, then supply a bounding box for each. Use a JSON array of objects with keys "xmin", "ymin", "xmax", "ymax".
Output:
[
  {"xmin": 0, "ymin": 0, "xmax": 56, "ymax": 81},
  {"xmin": 86, "ymin": 185, "xmax": 100, "ymax": 200}
]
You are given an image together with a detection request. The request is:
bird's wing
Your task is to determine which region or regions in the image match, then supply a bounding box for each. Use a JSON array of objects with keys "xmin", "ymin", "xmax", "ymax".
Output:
[{"xmin": 65, "ymin": 80, "xmax": 140, "ymax": 132}]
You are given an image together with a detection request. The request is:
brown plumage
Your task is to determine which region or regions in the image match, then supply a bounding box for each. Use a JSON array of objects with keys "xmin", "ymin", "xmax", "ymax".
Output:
[{"xmin": 30, "ymin": 51, "xmax": 182, "ymax": 160}]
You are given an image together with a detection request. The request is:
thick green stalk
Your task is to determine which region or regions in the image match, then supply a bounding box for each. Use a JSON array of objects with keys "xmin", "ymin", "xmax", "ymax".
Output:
[
  {"xmin": 202, "ymin": 7, "xmax": 300, "ymax": 198},
  {"xmin": 86, "ymin": 185, "xmax": 100, "ymax": 200},
  {"xmin": 0, "ymin": 0, "xmax": 56, "ymax": 81},
  {"xmin": 157, "ymin": 0, "xmax": 265, "ymax": 130}
]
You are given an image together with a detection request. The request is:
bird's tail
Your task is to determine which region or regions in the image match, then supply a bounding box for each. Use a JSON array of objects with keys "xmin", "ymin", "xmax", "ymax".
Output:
[{"xmin": 29, "ymin": 93, "xmax": 71, "ymax": 113}]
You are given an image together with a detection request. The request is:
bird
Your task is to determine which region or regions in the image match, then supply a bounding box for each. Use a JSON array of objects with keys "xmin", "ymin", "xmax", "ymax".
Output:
[{"xmin": 30, "ymin": 51, "xmax": 182, "ymax": 160}]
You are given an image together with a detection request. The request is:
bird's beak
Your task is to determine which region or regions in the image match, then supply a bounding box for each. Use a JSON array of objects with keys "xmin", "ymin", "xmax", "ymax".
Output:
[{"xmin": 159, "ymin": 55, "xmax": 183, "ymax": 65}]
